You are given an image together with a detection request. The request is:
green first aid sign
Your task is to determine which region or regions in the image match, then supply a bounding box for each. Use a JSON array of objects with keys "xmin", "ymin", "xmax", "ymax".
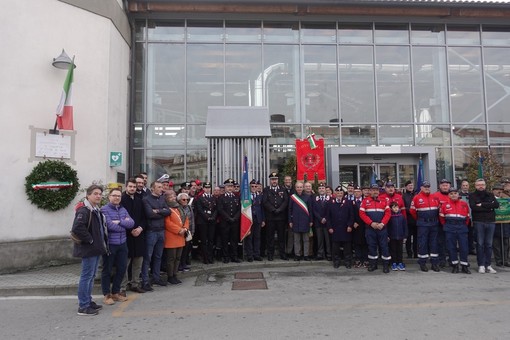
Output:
[{"xmin": 110, "ymin": 152, "xmax": 122, "ymax": 167}]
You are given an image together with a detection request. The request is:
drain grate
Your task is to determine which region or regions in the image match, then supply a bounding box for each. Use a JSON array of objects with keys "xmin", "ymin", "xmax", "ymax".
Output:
[
  {"xmin": 232, "ymin": 280, "xmax": 268, "ymax": 290},
  {"xmin": 234, "ymin": 272, "xmax": 264, "ymax": 280}
]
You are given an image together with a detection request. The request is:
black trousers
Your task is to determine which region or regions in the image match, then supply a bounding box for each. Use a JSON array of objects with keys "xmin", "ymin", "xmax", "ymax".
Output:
[
  {"xmin": 199, "ymin": 221, "xmax": 216, "ymax": 262},
  {"xmin": 220, "ymin": 220, "xmax": 240, "ymax": 259},
  {"xmin": 389, "ymin": 239, "xmax": 404, "ymax": 264},
  {"xmin": 266, "ymin": 219, "xmax": 286, "ymax": 257},
  {"xmin": 332, "ymin": 241, "xmax": 352, "ymax": 265}
]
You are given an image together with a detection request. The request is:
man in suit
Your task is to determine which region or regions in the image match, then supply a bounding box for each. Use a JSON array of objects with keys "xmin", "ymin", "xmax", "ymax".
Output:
[
  {"xmin": 244, "ymin": 180, "xmax": 265, "ymax": 262},
  {"xmin": 312, "ymin": 182, "xmax": 332, "ymax": 261},
  {"xmin": 194, "ymin": 182, "xmax": 217, "ymax": 264},
  {"xmin": 262, "ymin": 172, "xmax": 289, "ymax": 261}
]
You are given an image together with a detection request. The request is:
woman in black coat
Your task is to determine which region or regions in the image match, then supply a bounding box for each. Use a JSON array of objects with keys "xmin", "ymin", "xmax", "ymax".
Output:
[{"xmin": 327, "ymin": 189, "xmax": 354, "ymax": 268}]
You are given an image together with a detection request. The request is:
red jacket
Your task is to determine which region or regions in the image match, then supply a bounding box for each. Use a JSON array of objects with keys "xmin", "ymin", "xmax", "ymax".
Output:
[
  {"xmin": 379, "ymin": 192, "xmax": 407, "ymax": 219},
  {"xmin": 439, "ymin": 198, "xmax": 470, "ymax": 226},
  {"xmin": 359, "ymin": 196, "xmax": 391, "ymax": 227},
  {"xmin": 410, "ymin": 191, "xmax": 440, "ymax": 225}
]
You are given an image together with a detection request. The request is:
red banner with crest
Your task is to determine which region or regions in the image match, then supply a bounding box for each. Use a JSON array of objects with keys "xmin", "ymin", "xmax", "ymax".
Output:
[{"xmin": 295, "ymin": 136, "xmax": 325, "ymax": 181}]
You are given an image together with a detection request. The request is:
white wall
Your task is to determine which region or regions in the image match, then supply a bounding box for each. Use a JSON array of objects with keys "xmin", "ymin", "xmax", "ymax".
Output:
[{"xmin": 0, "ymin": 0, "xmax": 130, "ymax": 241}]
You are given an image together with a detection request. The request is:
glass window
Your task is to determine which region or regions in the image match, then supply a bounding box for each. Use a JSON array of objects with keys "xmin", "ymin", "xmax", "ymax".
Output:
[
  {"xmin": 147, "ymin": 43, "xmax": 185, "ymax": 124},
  {"xmin": 187, "ymin": 44, "xmax": 224, "ymax": 123},
  {"xmin": 264, "ymin": 45, "xmax": 301, "ymax": 123},
  {"xmin": 448, "ymin": 47, "xmax": 484, "ymax": 123},
  {"xmin": 301, "ymin": 22, "xmax": 336, "ymax": 44},
  {"xmin": 263, "ymin": 21, "xmax": 299, "ymax": 43},
  {"xmin": 416, "ymin": 125, "xmax": 452, "ymax": 146},
  {"xmin": 376, "ymin": 46, "xmax": 413, "ymax": 122},
  {"xmin": 303, "ymin": 45, "xmax": 338, "ymax": 123},
  {"xmin": 436, "ymin": 148, "xmax": 454, "ymax": 185},
  {"xmin": 225, "ymin": 21, "xmax": 262, "ymax": 42},
  {"xmin": 338, "ymin": 23, "xmax": 372, "ymax": 44},
  {"xmin": 412, "ymin": 47, "xmax": 449, "ymax": 123},
  {"xmin": 447, "ymin": 25, "xmax": 480, "ymax": 45},
  {"xmin": 341, "ymin": 125, "xmax": 376, "ymax": 146},
  {"xmin": 454, "ymin": 147, "xmax": 485, "ymax": 182},
  {"xmin": 269, "ymin": 146, "xmax": 295, "ymax": 179},
  {"xmin": 483, "ymin": 47, "xmax": 510, "ymax": 123},
  {"xmin": 411, "ymin": 24, "xmax": 445, "ymax": 45},
  {"xmin": 305, "ymin": 125, "xmax": 340, "ymax": 147},
  {"xmin": 134, "ymin": 43, "xmax": 145, "ymax": 123},
  {"xmin": 186, "ymin": 149, "xmax": 208, "ymax": 181},
  {"xmin": 482, "ymin": 25, "xmax": 510, "ymax": 46},
  {"xmin": 187, "ymin": 21, "xmax": 224, "ymax": 42},
  {"xmin": 375, "ymin": 23, "xmax": 409, "ymax": 44},
  {"xmin": 135, "ymin": 20, "xmax": 146, "ymax": 41},
  {"xmin": 147, "ymin": 125, "xmax": 185, "ymax": 148},
  {"xmin": 269, "ymin": 124, "xmax": 300, "ymax": 145},
  {"xmin": 225, "ymin": 44, "xmax": 262, "ymax": 106},
  {"xmin": 146, "ymin": 149, "xmax": 186, "ymax": 184},
  {"xmin": 186, "ymin": 125, "xmax": 206, "ymax": 147},
  {"xmin": 133, "ymin": 125, "xmax": 144, "ymax": 148},
  {"xmin": 338, "ymin": 45, "xmax": 375, "ymax": 123},
  {"xmin": 131, "ymin": 149, "xmax": 145, "ymax": 176},
  {"xmin": 489, "ymin": 124, "xmax": 510, "ymax": 146},
  {"xmin": 378, "ymin": 125, "xmax": 413, "ymax": 146},
  {"xmin": 147, "ymin": 20, "xmax": 185, "ymax": 42},
  {"xmin": 452, "ymin": 125, "xmax": 487, "ymax": 146}
]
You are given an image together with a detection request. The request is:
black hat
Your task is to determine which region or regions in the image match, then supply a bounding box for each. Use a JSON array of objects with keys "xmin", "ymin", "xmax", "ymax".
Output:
[
  {"xmin": 269, "ymin": 172, "xmax": 279, "ymax": 179},
  {"xmin": 354, "ymin": 185, "xmax": 361, "ymax": 190},
  {"xmin": 493, "ymin": 183, "xmax": 503, "ymax": 190},
  {"xmin": 370, "ymin": 184, "xmax": 379, "ymax": 189},
  {"xmin": 347, "ymin": 182, "xmax": 354, "ymax": 187},
  {"xmin": 233, "ymin": 181, "xmax": 239, "ymax": 186},
  {"xmin": 334, "ymin": 186, "xmax": 343, "ymax": 192},
  {"xmin": 180, "ymin": 182, "xmax": 191, "ymax": 188},
  {"xmin": 404, "ymin": 180, "xmax": 412, "ymax": 187},
  {"xmin": 421, "ymin": 181, "xmax": 431, "ymax": 187},
  {"xmin": 250, "ymin": 179, "xmax": 257, "ymax": 185},
  {"xmin": 448, "ymin": 187, "xmax": 459, "ymax": 193},
  {"xmin": 440, "ymin": 179, "xmax": 451, "ymax": 184},
  {"xmin": 224, "ymin": 178, "xmax": 234, "ymax": 185},
  {"xmin": 203, "ymin": 182, "xmax": 212, "ymax": 188},
  {"xmin": 385, "ymin": 181, "xmax": 395, "ymax": 187},
  {"xmin": 318, "ymin": 182, "xmax": 326, "ymax": 187}
]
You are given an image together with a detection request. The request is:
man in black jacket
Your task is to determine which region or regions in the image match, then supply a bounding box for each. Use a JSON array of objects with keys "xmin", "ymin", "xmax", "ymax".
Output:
[
  {"xmin": 469, "ymin": 178, "xmax": 500, "ymax": 274},
  {"xmin": 141, "ymin": 181, "xmax": 171, "ymax": 290}
]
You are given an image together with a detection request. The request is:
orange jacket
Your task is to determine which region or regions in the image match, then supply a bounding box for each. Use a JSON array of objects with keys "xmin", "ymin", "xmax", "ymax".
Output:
[{"xmin": 164, "ymin": 207, "xmax": 188, "ymax": 249}]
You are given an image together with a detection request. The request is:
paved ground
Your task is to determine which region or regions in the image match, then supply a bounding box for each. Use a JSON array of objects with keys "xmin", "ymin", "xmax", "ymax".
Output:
[{"xmin": 1, "ymin": 259, "xmax": 509, "ymax": 339}]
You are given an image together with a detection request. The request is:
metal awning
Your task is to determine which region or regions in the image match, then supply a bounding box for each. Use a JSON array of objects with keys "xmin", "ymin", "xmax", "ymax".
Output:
[{"xmin": 205, "ymin": 106, "xmax": 271, "ymax": 138}]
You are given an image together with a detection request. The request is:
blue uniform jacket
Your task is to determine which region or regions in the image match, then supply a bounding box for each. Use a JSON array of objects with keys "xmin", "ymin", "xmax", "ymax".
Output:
[
  {"xmin": 327, "ymin": 198, "xmax": 354, "ymax": 242},
  {"xmin": 288, "ymin": 193, "xmax": 313, "ymax": 233},
  {"xmin": 312, "ymin": 194, "xmax": 331, "ymax": 228},
  {"xmin": 387, "ymin": 212, "xmax": 408, "ymax": 240},
  {"xmin": 251, "ymin": 193, "xmax": 265, "ymax": 224}
]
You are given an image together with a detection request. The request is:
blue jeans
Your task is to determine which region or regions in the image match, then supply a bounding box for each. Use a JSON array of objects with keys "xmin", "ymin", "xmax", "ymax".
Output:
[
  {"xmin": 78, "ymin": 255, "xmax": 100, "ymax": 309},
  {"xmin": 474, "ymin": 222, "xmax": 496, "ymax": 267},
  {"xmin": 101, "ymin": 243, "xmax": 128, "ymax": 295},
  {"xmin": 141, "ymin": 230, "xmax": 164, "ymax": 284}
]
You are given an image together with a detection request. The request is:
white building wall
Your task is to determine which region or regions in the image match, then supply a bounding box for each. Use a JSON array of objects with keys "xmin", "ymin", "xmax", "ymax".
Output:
[{"xmin": 0, "ymin": 0, "xmax": 130, "ymax": 245}]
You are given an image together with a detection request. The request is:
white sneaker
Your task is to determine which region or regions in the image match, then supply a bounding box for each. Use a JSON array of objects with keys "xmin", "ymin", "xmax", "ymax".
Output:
[
  {"xmin": 478, "ymin": 266, "xmax": 485, "ymax": 274},
  {"xmin": 486, "ymin": 266, "xmax": 497, "ymax": 274}
]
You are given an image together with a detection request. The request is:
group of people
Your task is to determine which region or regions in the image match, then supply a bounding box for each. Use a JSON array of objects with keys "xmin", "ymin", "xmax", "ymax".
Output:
[{"xmin": 71, "ymin": 171, "xmax": 510, "ymax": 316}]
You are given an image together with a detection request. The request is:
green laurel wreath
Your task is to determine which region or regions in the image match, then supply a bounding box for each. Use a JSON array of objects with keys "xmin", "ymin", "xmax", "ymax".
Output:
[{"xmin": 25, "ymin": 160, "xmax": 80, "ymax": 211}]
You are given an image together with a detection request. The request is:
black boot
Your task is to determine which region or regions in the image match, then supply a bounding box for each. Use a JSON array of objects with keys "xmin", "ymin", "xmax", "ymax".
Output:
[
  {"xmin": 461, "ymin": 265, "xmax": 471, "ymax": 274},
  {"xmin": 431, "ymin": 264, "xmax": 440, "ymax": 272},
  {"xmin": 383, "ymin": 261, "xmax": 390, "ymax": 274},
  {"xmin": 367, "ymin": 261, "xmax": 378, "ymax": 272},
  {"xmin": 420, "ymin": 264, "xmax": 429, "ymax": 272},
  {"xmin": 451, "ymin": 264, "xmax": 459, "ymax": 273},
  {"xmin": 333, "ymin": 261, "xmax": 340, "ymax": 269}
]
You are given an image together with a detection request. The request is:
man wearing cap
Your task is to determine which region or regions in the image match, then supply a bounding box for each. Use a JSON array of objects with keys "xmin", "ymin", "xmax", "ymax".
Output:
[
  {"xmin": 244, "ymin": 180, "xmax": 265, "ymax": 262},
  {"xmin": 194, "ymin": 182, "xmax": 217, "ymax": 264},
  {"xmin": 359, "ymin": 184, "xmax": 392, "ymax": 273},
  {"xmin": 312, "ymin": 182, "xmax": 332, "ymax": 261},
  {"xmin": 469, "ymin": 178, "xmax": 500, "ymax": 274},
  {"xmin": 410, "ymin": 181, "xmax": 441, "ymax": 272},
  {"xmin": 433, "ymin": 179, "xmax": 452, "ymax": 267},
  {"xmin": 346, "ymin": 183, "xmax": 355, "ymax": 201},
  {"xmin": 351, "ymin": 185, "xmax": 368, "ymax": 267},
  {"xmin": 217, "ymin": 179, "xmax": 241, "ymax": 263},
  {"xmin": 500, "ymin": 179, "xmax": 510, "ymax": 198},
  {"xmin": 439, "ymin": 187, "xmax": 471, "ymax": 274},
  {"xmin": 402, "ymin": 180, "xmax": 417, "ymax": 258},
  {"xmin": 262, "ymin": 172, "xmax": 289, "ymax": 261}
]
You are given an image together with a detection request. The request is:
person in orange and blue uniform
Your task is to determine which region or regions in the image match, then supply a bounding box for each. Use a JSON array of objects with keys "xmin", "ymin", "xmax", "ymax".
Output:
[
  {"xmin": 359, "ymin": 184, "xmax": 391, "ymax": 273},
  {"xmin": 439, "ymin": 187, "xmax": 471, "ymax": 274}
]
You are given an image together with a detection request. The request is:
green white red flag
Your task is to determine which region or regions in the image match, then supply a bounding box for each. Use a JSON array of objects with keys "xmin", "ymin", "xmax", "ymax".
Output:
[
  {"xmin": 307, "ymin": 133, "xmax": 317, "ymax": 149},
  {"xmin": 240, "ymin": 156, "xmax": 253, "ymax": 241},
  {"xmin": 56, "ymin": 58, "xmax": 74, "ymax": 130}
]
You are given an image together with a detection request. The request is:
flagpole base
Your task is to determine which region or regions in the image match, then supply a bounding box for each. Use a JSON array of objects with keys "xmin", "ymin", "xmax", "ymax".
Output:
[{"xmin": 49, "ymin": 129, "xmax": 59, "ymax": 135}]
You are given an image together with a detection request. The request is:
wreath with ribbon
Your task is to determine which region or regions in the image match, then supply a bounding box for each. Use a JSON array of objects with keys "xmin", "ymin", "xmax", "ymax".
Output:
[{"xmin": 25, "ymin": 160, "xmax": 80, "ymax": 211}]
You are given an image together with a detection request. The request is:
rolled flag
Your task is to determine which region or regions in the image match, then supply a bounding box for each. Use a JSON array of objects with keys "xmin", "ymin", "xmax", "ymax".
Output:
[
  {"xmin": 157, "ymin": 174, "xmax": 170, "ymax": 182},
  {"xmin": 55, "ymin": 57, "xmax": 75, "ymax": 130},
  {"xmin": 240, "ymin": 156, "xmax": 253, "ymax": 241},
  {"xmin": 416, "ymin": 158, "xmax": 424, "ymax": 191},
  {"xmin": 306, "ymin": 133, "xmax": 317, "ymax": 150}
]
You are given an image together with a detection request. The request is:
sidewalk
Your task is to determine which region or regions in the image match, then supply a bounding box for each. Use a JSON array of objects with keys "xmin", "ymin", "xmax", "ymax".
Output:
[{"xmin": 0, "ymin": 258, "xmax": 504, "ymax": 297}]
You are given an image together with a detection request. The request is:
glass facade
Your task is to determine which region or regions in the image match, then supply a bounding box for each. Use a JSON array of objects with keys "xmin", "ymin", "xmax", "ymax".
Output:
[{"xmin": 132, "ymin": 20, "xmax": 510, "ymax": 183}]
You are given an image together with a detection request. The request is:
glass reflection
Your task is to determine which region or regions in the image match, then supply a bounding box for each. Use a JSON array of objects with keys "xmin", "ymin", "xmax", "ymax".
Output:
[
  {"xmin": 452, "ymin": 125, "xmax": 487, "ymax": 146},
  {"xmin": 147, "ymin": 125, "xmax": 185, "ymax": 148},
  {"xmin": 447, "ymin": 25, "xmax": 480, "ymax": 45},
  {"xmin": 378, "ymin": 125, "xmax": 413, "ymax": 146},
  {"xmin": 186, "ymin": 125, "xmax": 206, "ymax": 147},
  {"xmin": 186, "ymin": 149, "xmax": 208, "ymax": 182},
  {"xmin": 411, "ymin": 24, "xmax": 445, "ymax": 45},
  {"xmin": 488, "ymin": 124, "xmax": 510, "ymax": 146},
  {"xmin": 146, "ymin": 149, "xmax": 185, "ymax": 184},
  {"xmin": 341, "ymin": 125, "xmax": 376, "ymax": 146},
  {"xmin": 263, "ymin": 21, "xmax": 299, "ymax": 43},
  {"xmin": 482, "ymin": 25, "xmax": 510, "ymax": 46},
  {"xmin": 225, "ymin": 21, "xmax": 261, "ymax": 42},
  {"xmin": 134, "ymin": 43, "xmax": 145, "ymax": 123},
  {"xmin": 338, "ymin": 23, "xmax": 373, "ymax": 44},
  {"xmin": 187, "ymin": 21, "xmax": 223, "ymax": 42},
  {"xmin": 133, "ymin": 125, "xmax": 144, "ymax": 148},
  {"xmin": 483, "ymin": 47, "xmax": 510, "ymax": 123},
  {"xmin": 225, "ymin": 44, "xmax": 262, "ymax": 106},
  {"xmin": 269, "ymin": 124, "xmax": 300, "ymax": 145},
  {"xmin": 147, "ymin": 20, "xmax": 185, "ymax": 41},
  {"xmin": 301, "ymin": 22, "xmax": 336, "ymax": 44},
  {"xmin": 305, "ymin": 125, "xmax": 340, "ymax": 146},
  {"xmin": 375, "ymin": 23, "xmax": 409, "ymax": 44},
  {"xmin": 416, "ymin": 125, "xmax": 452, "ymax": 146}
]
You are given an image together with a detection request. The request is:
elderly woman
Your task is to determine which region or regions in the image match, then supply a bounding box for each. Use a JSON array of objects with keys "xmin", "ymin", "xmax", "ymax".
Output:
[{"xmin": 164, "ymin": 191, "xmax": 189, "ymax": 285}]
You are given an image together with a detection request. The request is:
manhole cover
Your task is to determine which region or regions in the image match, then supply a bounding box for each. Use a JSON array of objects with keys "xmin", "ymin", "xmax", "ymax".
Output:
[
  {"xmin": 235, "ymin": 272, "xmax": 264, "ymax": 280},
  {"xmin": 232, "ymin": 280, "xmax": 268, "ymax": 290}
]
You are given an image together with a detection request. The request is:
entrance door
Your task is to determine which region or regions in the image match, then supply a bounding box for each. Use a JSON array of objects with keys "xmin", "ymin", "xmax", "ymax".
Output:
[{"xmin": 359, "ymin": 163, "xmax": 397, "ymax": 187}]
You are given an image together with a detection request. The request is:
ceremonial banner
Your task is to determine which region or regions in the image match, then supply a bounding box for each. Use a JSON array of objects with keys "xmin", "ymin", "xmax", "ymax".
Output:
[
  {"xmin": 296, "ymin": 136, "xmax": 325, "ymax": 181},
  {"xmin": 495, "ymin": 197, "xmax": 510, "ymax": 223}
]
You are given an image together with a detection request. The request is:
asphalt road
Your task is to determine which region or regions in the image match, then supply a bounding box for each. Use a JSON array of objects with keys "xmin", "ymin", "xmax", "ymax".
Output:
[{"xmin": 1, "ymin": 264, "xmax": 509, "ymax": 339}]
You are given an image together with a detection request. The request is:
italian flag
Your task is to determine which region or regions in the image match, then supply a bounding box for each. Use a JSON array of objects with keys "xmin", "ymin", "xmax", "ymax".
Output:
[
  {"xmin": 240, "ymin": 156, "xmax": 253, "ymax": 241},
  {"xmin": 307, "ymin": 133, "xmax": 317, "ymax": 150},
  {"xmin": 55, "ymin": 58, "xmax": 75, "ymax": 130}
]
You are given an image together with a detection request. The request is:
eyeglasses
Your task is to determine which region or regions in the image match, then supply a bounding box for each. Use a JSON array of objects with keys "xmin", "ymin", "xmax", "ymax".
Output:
[{"xmin": 181, "ymin": 198, "xmax": 189, "ymax": 201}]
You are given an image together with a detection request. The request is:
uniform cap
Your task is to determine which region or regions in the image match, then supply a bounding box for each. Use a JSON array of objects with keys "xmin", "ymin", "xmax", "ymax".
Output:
[
  {"xmin": 493, "ymin": 183, "xmax": 503, "ymax": 190},
  {"xmin": 421, "ymin": 181, "xmax": 431, "ymax": 187},
  {"xmin": 318, "ymin": 182, "xmax": 326, "ymax": 188},
  {"xmin": 180, "ymin": 182, "xmax": 191, "ymax": 188},
  {"xmin": 250, "ymin": 179, "xmax": 257, "ymax": 185},
  {"xmin": 354, "ymin": 185, "xmax": 361, "ymax": 190},
  {"xmin": 203, "ymin": 182, "xmax": 211, "ymax": 188},
  {"xmin": 440, "ymin": 178, "xmax": 451, "ymax": 184},
  {"xmin": 269, "ymin": 172, "xmax": 279, "ymax": 179},
  {"xmin": 370, "ymin": 184, "xmax": 379, "ymax": 189},
  {"xmin": 448, "ymin": 187, "xmax": 459, "ymax": 193},
  {"xmin": 404, "ymin": 180, "xmax": 412, "ymax": 187},
  {"xmin": 224, "ymin": 178, "xmax": 235, "ymax": 185},
  {"xmin": 385, "ymin": 181, "xmax": 395, "ymax": 187}
]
